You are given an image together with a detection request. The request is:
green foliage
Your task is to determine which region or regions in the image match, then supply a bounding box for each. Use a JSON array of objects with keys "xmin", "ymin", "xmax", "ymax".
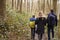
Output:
[
  {"xmin": 5, "ymin": 8, "xmax": 31, "ymax": 40},
  {"xmin": 57, "ymin": 18, "xmax": 60, "ymax": 39},
  {"xmin": 0, "ymin": 5, "xmax": 31, "ymax": 40}
]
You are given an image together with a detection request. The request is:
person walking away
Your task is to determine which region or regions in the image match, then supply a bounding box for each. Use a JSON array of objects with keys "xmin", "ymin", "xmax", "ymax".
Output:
[
  {"xmin": 30, "ymin": 15, "xmax": 36, "ymax": 40},
  {"xmin": 35, "ymin": 11, "xmax": 46, "ymax": 40},
  {"xmin": 47, "ymin": 10, "xmax": 58, "ymax": 40}
]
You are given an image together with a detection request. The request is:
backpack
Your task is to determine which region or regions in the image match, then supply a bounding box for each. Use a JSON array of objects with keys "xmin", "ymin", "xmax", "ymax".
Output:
[
  {"xmin": 48, "ymin": 14, "xmax": 56, "ymax": 25},
  {"xmin": 29, "ymin": 21, "xmax": 35, "ymax": 28},
  {"xmin": 29, "ymin": 17, "xmax": 36, "ymax": 28}
]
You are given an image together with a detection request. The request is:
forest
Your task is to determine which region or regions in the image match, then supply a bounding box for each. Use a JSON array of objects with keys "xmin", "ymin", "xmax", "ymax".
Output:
[{"xmin": 0, "ymin": 0, "xmax": 60, "ymax": 40}]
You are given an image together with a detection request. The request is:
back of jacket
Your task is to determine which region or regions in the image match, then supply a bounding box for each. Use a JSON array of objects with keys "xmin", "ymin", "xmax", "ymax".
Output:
[{"xmin": 35, "ymin": 17, "xmax": 46, "ymax": 29}]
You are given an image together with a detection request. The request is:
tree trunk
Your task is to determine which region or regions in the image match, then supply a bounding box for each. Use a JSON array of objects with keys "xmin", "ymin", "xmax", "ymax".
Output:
[
  {"xmin": 38, "ymin": 0, "xmax": 40, "ymax": 11},
  {"xmin": 27, "ymin": 0, "xmax": 30, "ymax": 13},
  {"xmin": 53, "ymin": 0, "xmax": 57, "ymax": 13},
  {"xmin": 15, "ymin": 0, "xmax": 16, "ymax": 9},
  {"xmin": 47, "ymin": 0, "xmax": 50, "ymax": 10},
  {"xmin": 12, "ymin": 0, "xmax": 14, "ymax": 9},
  {"xmin": 20, "ymin": 0, "xmax": 22, "ymax": 13},
  {"xmin": 50, "ymin": 0, "xmax": 51, "ymax": 8},
  {"xmin": 0, "ymin": 0, "xmax": 6, "ymax": 18},
  {"xmin": 24, "ymin": 0, "xmax": 26, "ymax": 12},
  {"xmin": 17, "ymin": 0, "xmax": 20, "ymax": 10},
  {"xmin": 27, "ymin": 0, "xmax": 29, "ymax": 13},
  {"xmin": 42, "ymin": 0, "xmax": 45, "ymax": 13},
  {"xmin": 0, "ymin": 0, "xmax": 6, "ymax": 37},
  {"xmin": 31, "ymin": 0, "xmax": 33, "ymax": 14}
]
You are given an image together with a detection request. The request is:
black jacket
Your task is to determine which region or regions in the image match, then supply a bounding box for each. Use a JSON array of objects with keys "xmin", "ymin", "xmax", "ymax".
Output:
[{"xmin": 35, "ymin": 17, "xmax": 46, "ymax": 34}]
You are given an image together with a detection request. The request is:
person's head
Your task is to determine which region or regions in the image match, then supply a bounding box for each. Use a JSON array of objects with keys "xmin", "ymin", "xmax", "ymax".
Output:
[
  {"xmin": 32, "ymin": 15, "xmax": 35, "ymax": 18},
  {"xmin": 38, "ymin": 11, "xmax": 43, "ymax": 17},
  {"xmin": 51, "ymin": 9, "xmax": 54, "ymax": 13},
  {"xmin": 50, "ymin": 9, "xmax": 55, "ymax": 15}
]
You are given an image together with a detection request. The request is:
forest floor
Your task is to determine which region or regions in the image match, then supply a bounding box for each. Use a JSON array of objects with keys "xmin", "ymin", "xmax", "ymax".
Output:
[
  {"xmin": 0, "ymin": 11, "xmax": 60, "ymax": 40},
  {"xmin": 0, "ymin": 19, "xmax": 59, "ymax": 40}
]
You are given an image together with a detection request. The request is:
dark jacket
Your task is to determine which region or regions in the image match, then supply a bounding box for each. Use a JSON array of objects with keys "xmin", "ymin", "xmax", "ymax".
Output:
[
  {"xmin": 35, "ymin": 17, "xmax": 46, "ymax": 34},
  {"xmin": 47, "ymin": 12, "xmax": 58, "ymax": 26}
]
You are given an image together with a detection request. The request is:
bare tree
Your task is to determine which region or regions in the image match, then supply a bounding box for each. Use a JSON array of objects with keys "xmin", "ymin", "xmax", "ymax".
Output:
[
  {"xmin": 53, "ymin": 0, "xmax": 57, "ymax": 13},
  {"xmin": 47, "ymin": 0, "xmax": 51, "ymax": 10},
  {"xmin": 31, "ymin": 0, "xmax": 33, "ymax": 13},
  {"xmin": 38, "ymin": 0, "xmax": 40, "ymax": 11},
  {"xmin": 20, "ymin": 0, "xmax": 22, "ymax": 13},
  {"xmin": 12, "ymin": 0, "xmax": 14, "ymax": 9},
  {"xmin": 27, "ymin": 0, "xmax": 30, "ymax": 13},
  {"xmin": 0, "ymin": 0, "xmax": 6, "ymax": 17},
  {"xmin": 17, "ymin": 0, "xmax": 20, "ymax": 10},
  {"xmin": 15, "ymin": 0, "xmax": 17, "ymax": 9},
  {"xmin": 42, "ymin": 0, "xmax": 45, "ymax": 13}
]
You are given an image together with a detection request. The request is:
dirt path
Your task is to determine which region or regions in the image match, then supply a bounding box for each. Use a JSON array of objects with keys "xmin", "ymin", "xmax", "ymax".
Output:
[{"xmin": 35, "ymin": 33, "xmax": 48, "ymax": 40}]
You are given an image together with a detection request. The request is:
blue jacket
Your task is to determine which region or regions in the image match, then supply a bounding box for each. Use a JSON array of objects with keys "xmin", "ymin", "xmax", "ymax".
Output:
[{"xmin": 30, "ymin": 17, "xmax": 36, "ymax": 21}]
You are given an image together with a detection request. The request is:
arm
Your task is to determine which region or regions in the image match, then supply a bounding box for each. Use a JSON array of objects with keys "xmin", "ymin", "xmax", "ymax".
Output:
[
  {"xmin": 35, "ymin": 18, "xmax": 38, "ymax": 25},
  {"xmin": 55, "ymin": 16, "xmax": 58, "ymax": 26},
  {"xmin": 44, "ymin": 17, "xmax": 47, "ymax": 26},
  {"xmin": 47, "ymin": 14, "xmax": 49, "ymax": 23}
]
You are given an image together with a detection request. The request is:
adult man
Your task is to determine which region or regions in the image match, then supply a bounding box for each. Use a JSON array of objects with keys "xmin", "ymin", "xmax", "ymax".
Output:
[{"xmin": 47, "ymin": 10, "xmax": 58, "ymax": 40}]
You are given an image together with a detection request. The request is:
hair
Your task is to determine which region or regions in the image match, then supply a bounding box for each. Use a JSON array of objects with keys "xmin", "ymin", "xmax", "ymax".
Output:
[
  {"xmin": 38, "ymin": 11, "xmax": 46, "ymax": 18},
  {"xmin": 39, "ymin": 11, "xmax": 43, "ymax": 15},
  {"xmin": 32, "ymin": 15, "xmax": 35, "ymax": 18},
  {"xmin": 51, "ymin": 9, "xmax": 54, "ymax": 12}
]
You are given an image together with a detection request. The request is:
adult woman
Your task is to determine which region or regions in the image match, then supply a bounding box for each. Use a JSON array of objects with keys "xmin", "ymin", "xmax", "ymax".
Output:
[{"xmin": 35, "ymin": 11, "xmax": 46, "ymax": 40}]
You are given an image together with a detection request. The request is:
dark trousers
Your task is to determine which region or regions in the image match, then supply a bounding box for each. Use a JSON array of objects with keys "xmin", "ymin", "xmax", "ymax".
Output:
[
  {"xmin": 48, "ymin": 25, "xmax": 54, "ymax": 40},
  {"xmin": 38, "ymin": 33, "xmax": 43, "ymax": 40},
  {"xmin": 31, "ymin": 28, "xmax": 35, "ymax": 40},
  {"xmin": 36, "ymin": 27, "xmax": 44, "ymax": 40}
]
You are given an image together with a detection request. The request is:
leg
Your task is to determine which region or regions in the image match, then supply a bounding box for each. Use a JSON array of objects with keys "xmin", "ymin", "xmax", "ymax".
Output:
[
  {"xmin": 51, "ymin": 27, "xmax": 54, "ymax": 38},
  {"xmin": 38, "ymin": 34, "xmax": 41, "ymax": 40},
  {"xmin": 32, "ymin": 28, "xmax": 35, "ymax": 40},
  {"xmin": 38, "ymin": 33, "xmax": 43, "ymax": 40},
  {"xmin": 40, "ymin": 33, "xmax": 43, "ymax": 40},
  {"xmin": 48, "ymin": 28, "xmax": 51, "ymax": 40},
  {"xmin": 31, "ymin": 28, "xmax": 35, "ymax": 40},
  {"xmin": 31, "ymin": 28, "xmax": 33, "ymax": 39}
]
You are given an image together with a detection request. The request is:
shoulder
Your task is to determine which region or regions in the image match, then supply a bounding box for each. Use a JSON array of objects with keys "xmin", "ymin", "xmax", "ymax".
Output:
[
  {"xmin": 42, "ymin": 17, "xmax": 46, "ymax": 20},
  {"xmin": 36, "ymin": 18, "xmax": 39, "ymax": 20},
  {"xmin": 36, "ymin": 17, "xmax": 39, "ymax": 19}
]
